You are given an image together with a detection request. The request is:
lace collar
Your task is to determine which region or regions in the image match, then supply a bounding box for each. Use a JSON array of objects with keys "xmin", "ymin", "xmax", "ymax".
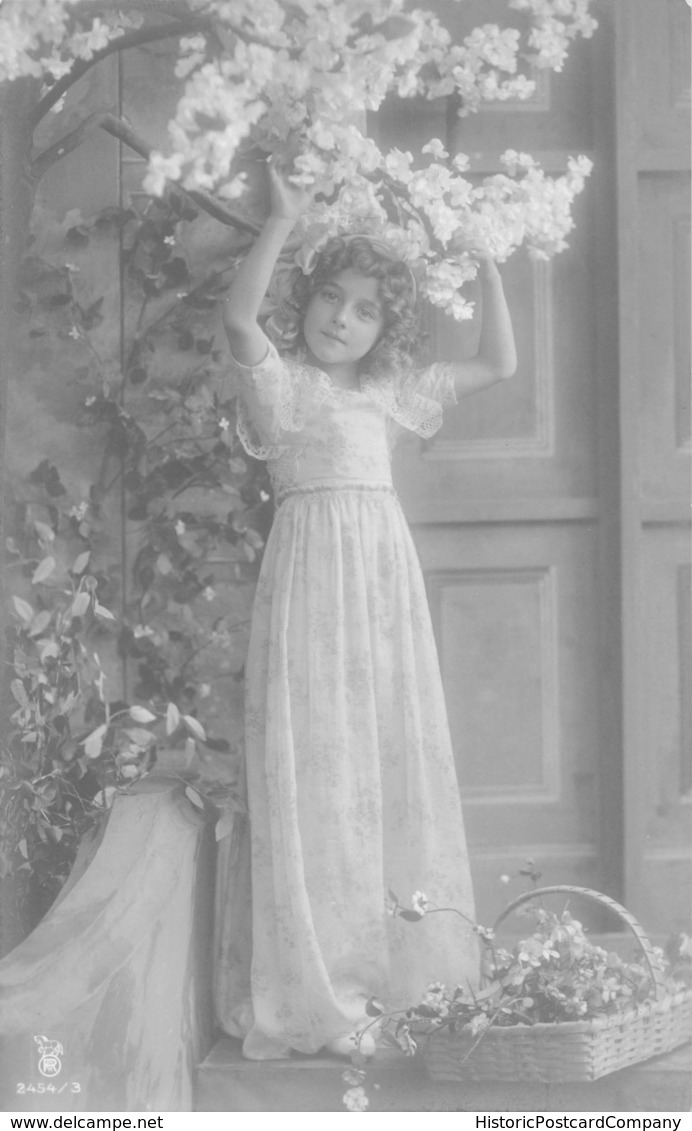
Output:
[{"xmin": 283, "ymin": 354, "xmax": 444, "ymax": 439}]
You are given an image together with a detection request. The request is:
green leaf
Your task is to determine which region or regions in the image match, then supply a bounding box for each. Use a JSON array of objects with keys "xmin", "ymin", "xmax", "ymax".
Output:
[
  {"xmin": 365, "ymin": 997, "xmax": 385, "ymax": 1017},
  {"xmin": 72, "ymin": 550, "xmax": 91, "ymax": 575},
  {"xmin": 28, "ymin": 609, "xmax": 52, "ymax": 637},
  {"xmin": 166, "ymin": 702, "xmax": 181, "ymax": 735},
  {"xmin": 61, "ymin": 691, "xmax": 78, "ymax": 715},
  {"xmin": 185, "ymin": 786, "xmax": 205, "ymax": 809},
  {"xmin": 13, "ymin": 596, "xmax": 34, "ymax": 623},
  {"xmin": 71, "ymin": 591, "xmax": 91, "ymax": 618},
  {"xmin": 32, "ymin": 556, "xmax": 56, "ymax": 584},
  {"xmin": 94, "ymin": 786, "xmax": 117, "ymax": 809},
  {"xmin": 183, "ymin": 714, "xmax": 206, "ymax": 741},
  {"xmin": 215, "ymin": 811, "xmax": 235, "ymax": 841},
  {"xmin": 33, "ymin": 520, "xmax": 55, "ymax": 544},
  {"xmin": 83, "ymin": 722, "xmax": 108, "ymax": 758},
  {"xmin": 124, "ymin": 727, "xmax": 156, "ymax": 747},
  {"xmin": 10, "ymin": 680, "xmax": 28, "ymax": 707},
  {"xmin": 66, "ymin": 225, "xmax": 90, "ymax": 246},
  {"xmin": 245, "ymin": 528, "xmax": 264, "ymax": 549},
  {"xmin": 398, "ymin": 910, "xmax": 424, "ymax": 922},
  {"xmin": 203, "ymin": 737, "xmax": 231, "ymax": 753},
  {"xmin": 94, "ymin": 601, "xmax": 115, "ymax": 620},
  {"xmin": 129, "ymin": 705, "xmax": 157, "ymax": 723}
]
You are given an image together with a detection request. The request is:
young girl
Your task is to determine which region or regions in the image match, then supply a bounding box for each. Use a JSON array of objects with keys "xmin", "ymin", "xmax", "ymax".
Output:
[{"xmin": 214, "ymin": 163, "xmax": 517, "ymax": 1061}]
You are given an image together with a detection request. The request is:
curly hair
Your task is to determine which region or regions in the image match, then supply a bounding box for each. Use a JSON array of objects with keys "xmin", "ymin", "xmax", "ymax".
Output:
[{"xmin": 266, "ymin": 236, "xmax": 421, "ymax": 376}]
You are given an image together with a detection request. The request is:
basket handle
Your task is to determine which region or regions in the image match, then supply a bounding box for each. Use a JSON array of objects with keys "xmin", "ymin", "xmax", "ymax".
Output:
[{"xmin": 492, "ymin": 884, "xmax": 667, "ymax": 1001}]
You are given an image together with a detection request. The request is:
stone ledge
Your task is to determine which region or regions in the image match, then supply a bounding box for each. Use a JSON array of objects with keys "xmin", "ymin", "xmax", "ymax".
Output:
[{"xmin": 196, "ymin": 1037, "xmax": 692, "ymax": 1113}]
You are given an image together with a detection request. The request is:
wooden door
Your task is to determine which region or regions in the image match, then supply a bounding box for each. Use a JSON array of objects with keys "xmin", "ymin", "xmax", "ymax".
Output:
[
  {"xmin": 616, "ymin": 0, "xmax": 691, "ymax": 930},
  {"xmin": 373, "ymin": 1, "xmax": 618, "ymax": 925}
]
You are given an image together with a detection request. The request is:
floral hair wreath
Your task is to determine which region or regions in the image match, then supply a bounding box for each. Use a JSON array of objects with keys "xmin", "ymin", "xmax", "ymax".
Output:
[
  {"xmin": 280, "ymin": 144, "xmax": 593, "ymax": 324},
  {"xmin": 293, "ymin": 230, "xmax": 419, "ymax": 303}
]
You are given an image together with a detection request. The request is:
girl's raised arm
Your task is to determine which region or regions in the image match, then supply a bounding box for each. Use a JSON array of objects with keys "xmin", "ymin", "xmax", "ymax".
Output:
[
  {"xmin": 223, "ymin": 164, "xmax": 312, "ymax": 367},
  {"xmin": 449, "ymin": 255, "xmax": 518, "ymax": 397}
]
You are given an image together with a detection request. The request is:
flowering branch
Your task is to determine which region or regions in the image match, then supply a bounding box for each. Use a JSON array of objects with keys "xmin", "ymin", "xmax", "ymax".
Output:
[
  {"xmin": 3, "ymin": 1, "xmax": 599, "ymax": 321},
  {"xmin": 31, "ymin": 108, "xmax": 118, "ymax": 178},
  {"xmin": 29, "ymin": 15, "xmax": 213, "ymax": 129},
  {"xmin": 100, "ymin": 115, "xmax": 260, "ymax": 235},
  {"xmin": 32, "ymin": 111, "xmax": 260, "ymax": 235}
]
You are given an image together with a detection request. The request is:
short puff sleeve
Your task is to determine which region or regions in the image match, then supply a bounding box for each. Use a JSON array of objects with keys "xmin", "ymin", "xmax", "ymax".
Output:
[
  {"xmin": 362, "ymin": 362, "xmax": 458, "ymax": 442},
  {"xmin": 231, "ymin": 341, "xmax": 304, "ymax": 460}
]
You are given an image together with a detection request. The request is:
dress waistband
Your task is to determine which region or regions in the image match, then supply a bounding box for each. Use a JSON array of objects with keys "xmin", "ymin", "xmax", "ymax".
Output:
[{"xmin": 276, "ymin": 482, "xmax": 397, "ymax": 506}]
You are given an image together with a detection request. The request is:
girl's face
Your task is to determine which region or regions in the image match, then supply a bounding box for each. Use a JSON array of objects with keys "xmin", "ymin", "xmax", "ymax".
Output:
[{"xmin": 303, "ymin": 269, "xmax": 384, "ymax": 377}]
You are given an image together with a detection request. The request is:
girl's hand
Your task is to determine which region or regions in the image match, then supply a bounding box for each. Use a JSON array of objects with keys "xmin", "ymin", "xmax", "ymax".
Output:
[
  {"xmin": 449, "ymin": 232, "xmax": 501, "ymax": 280},
  {"xmin": 268, "ymin": 160, "xmax": 314, "ymax": 222},
  {"xmin": 448, "ymin": 232, "xmax": 495, "ymax": 263}
]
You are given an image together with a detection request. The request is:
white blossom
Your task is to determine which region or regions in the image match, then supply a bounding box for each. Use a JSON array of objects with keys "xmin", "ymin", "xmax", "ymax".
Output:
[
  {"xmin": 343, "ymin": 1086, "xmax": 369, "ymax": 1112},
  {"xmin": 422, "ymin": 138, "xmax": 449, "ymax": 161},
  {"xmin": 411, "ymin": 890, "xmax": 429, "ymax": 915},
  {"xmin": 468, "ymin": 1012, "xmax": 491, "ymax": 1037},
  {"xmin": 0, "ymin": 0, "xmax": 596, "ymax": 322}
]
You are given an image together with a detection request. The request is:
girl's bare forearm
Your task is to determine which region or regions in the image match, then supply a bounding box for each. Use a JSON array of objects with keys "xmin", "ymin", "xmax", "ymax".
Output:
[
  {"xmin": 475, "ymin": 259, "xmax": 517, "ymax": 381},
  {"xmin": 450, "ymin": 260, "xmax": 517, "ymax": 397},
  {"xmin": 223, "ymin": 215, "xmax": 295, "ymax": 332}
]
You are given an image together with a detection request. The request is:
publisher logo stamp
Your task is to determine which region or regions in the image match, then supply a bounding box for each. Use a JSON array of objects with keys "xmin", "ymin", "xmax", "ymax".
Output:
[{"xmin": 34, "ymin": 1035, "xmax": 63, "ymax": 1078}]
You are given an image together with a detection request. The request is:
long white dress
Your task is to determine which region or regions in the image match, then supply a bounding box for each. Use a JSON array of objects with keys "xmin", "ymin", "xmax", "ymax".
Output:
[{"xmin": 214, "ymin": 342, "xmax": 479, "ymax": 1059}]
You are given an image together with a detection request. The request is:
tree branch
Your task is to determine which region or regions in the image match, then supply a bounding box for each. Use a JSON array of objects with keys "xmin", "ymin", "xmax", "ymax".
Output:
[
  {"xmin": 29, "ymin": 15, "xmax": 213, "ymax": 129},
  {"xmin": 32, "ymin": 108, "xmax": 113, "ymax": 179},
  {"xmin": 99, "ymin": 116, "xmax": 260, "ymax": 235},
  {"xmin": 32, "ymin": 111, "xmax": 260, "ymax": 236}
]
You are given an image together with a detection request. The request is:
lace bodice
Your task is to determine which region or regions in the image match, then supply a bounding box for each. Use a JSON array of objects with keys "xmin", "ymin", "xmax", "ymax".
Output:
[{"xmin": 231, "ymin": 341, "xmax": 458, "ymax": 498}]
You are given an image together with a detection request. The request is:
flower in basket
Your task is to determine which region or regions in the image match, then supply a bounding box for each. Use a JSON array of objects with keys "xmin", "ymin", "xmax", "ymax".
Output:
[{"xmin": 340, "ymin": 886, "xmax": 692, "ymax": 1110}]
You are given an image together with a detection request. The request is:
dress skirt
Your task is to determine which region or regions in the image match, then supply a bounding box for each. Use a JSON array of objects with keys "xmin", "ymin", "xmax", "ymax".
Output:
[{"xmin": 214, "ymin": 482, "xmax": 478, "ymax": 1059}]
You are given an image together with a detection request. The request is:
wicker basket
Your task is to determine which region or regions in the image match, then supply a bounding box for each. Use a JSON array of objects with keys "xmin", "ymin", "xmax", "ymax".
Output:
[{"xmin": 422, "ymin": 885, "xmax": 692, "ymax": 1084}]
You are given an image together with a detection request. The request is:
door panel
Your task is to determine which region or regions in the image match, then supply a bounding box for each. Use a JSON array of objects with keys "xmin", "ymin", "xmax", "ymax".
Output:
[
  {"xmin": 639, "ymin": 533, "xmax": 691, "ymax": 932},
  {"xmin": 418, "ymin": 523, "xmax": 601, "ymax": 918},
  {"xmin": 639, "ymin": 173, "xmax": 691, "ymax": 499}
]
